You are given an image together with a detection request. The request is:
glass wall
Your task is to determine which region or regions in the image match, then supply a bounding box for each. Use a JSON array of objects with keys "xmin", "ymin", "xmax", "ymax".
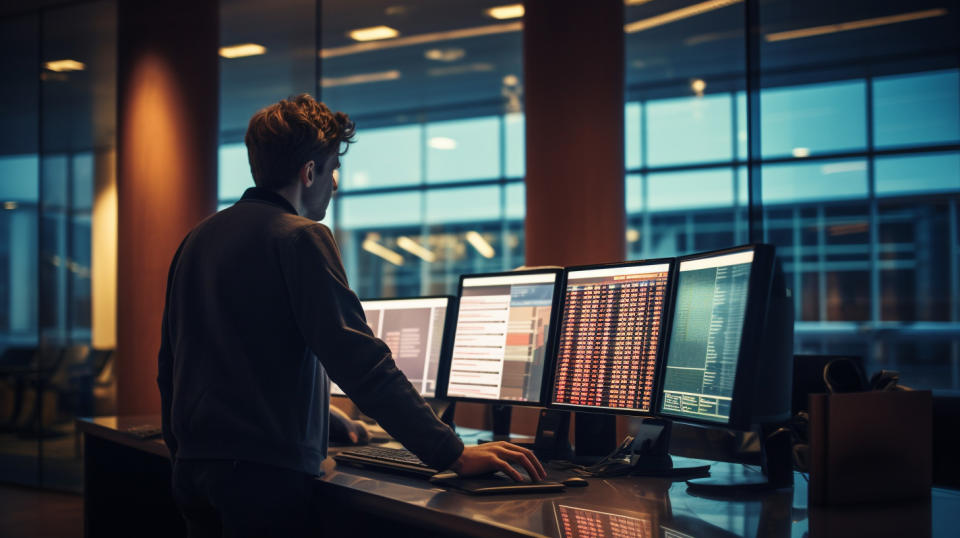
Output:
[
  {"xmin": 624, "ymin": 0, "xmax": 960, "ymax": 391},
  {"xmin": 0, "ymin": 0, "xmax": 116, "ymax": 491},
  {"xmin": 0, "ymin": 11, "xmax": 41, "ymax": 488},
  {"xmin": 320, "ymin": 1, "xmax": 525, "ymax": 298},
  {"xmin": 218, "ymin": 0, "xmax": 318, "ymax": 210},
  {"xmin": 214, "ymin": 0, "xmax": 960, "ymax": 393}
]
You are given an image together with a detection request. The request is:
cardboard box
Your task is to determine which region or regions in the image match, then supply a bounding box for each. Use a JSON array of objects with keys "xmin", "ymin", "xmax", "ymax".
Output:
[{"xmin": 809, "ymin": 390, "xmax": 932, "ymax": 505}]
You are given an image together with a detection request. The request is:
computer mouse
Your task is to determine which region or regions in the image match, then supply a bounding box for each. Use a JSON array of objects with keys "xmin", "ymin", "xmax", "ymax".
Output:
[{"xmin": 562, "ymin": 477, "xmax": 588, "ymax": 487}]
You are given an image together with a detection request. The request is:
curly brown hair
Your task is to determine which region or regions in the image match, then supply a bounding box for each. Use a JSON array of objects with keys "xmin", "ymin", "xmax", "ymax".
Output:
[{"xmin": 244, "ymin": 94, "xmax": 356, "ymax": 190}]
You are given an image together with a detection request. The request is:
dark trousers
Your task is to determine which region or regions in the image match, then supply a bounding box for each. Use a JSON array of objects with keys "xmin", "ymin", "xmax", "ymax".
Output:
[{"xmin": 172, "ymin": 458, "xmax": 318, "ymax": 538}]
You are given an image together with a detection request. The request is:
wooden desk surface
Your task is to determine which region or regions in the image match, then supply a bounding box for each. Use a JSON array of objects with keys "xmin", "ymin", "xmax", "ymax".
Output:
[
  {"xmin": 77, "ymin": 415, "xmax": 169, "ymax": 459},
  {"xmin": 79, "ymin": 416, "xmax": 960, "ymax": 537}
]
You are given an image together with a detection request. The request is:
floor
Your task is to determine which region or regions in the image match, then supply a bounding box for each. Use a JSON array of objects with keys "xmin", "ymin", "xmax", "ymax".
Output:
[{"xmin": 0, "ymin": 483, "xmax": 82, "ymax": 538}]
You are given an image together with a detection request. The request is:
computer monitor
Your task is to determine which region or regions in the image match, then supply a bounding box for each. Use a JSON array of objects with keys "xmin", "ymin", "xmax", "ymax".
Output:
[
  {"xmin": 658, "ymin": 244, "xmax": 793, "ymax": 431},
  {"xmin": 331, "ymin": 296, "xmax": 456, "ymax": 399},
  {"xmin": 548, "ymin": 259, "xmax": 674, "ymax": 415},
  {"xmin": 441, "ymin": 269, "xmax": 563, "ymax": 405}
]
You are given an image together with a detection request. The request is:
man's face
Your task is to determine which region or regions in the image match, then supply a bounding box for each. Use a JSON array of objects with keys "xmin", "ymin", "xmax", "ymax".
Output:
[{"xmin": 302, "ymin": 155, "xmax": 340, "ymax": 221}]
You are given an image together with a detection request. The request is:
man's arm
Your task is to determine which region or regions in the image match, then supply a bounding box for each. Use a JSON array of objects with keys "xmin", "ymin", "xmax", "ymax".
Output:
[
  {"xmin": 284, "ymin": 224, "xmax": 546, "ymax": 481},
  {"xmin": 282, "ymin": 224, "xmax": 462, "ymax": 469},
  {"xmin": 157, "ymin": 239, "xmax": 187, "ymax": 461}
]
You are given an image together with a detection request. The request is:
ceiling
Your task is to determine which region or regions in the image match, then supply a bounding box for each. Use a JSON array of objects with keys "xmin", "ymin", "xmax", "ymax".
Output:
[{"xmin": 1, "ymin": 0, "xmax": 959, "ymax": 154}]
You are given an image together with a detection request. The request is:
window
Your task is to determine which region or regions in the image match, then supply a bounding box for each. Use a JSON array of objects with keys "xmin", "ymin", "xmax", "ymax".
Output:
[
  {"xmin": 321, "ymin": 1, "xmax": 526, "ymax": 298},
  {"xmin": 626, "ymin": 0, "xmax": 960, "ymax": 392}
]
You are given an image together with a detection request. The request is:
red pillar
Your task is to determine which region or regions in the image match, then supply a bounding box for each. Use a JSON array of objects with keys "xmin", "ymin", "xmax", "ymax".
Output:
[
  {"xmin": 524, "ymin": 0, "xmax": 625, "ymax": 267},
  {"xmin": 116, "ymin": 0, "xmax": 218, "ymax": 414},
  {"xmin": 520, "ymin": 0, "xmax": 626, "ymax": 440}
]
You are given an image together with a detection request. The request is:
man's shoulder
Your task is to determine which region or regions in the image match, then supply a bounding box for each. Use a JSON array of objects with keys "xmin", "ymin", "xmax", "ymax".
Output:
[{"xmin": 217, "ymin": 201, "xmax": 332, "ymax": 239}]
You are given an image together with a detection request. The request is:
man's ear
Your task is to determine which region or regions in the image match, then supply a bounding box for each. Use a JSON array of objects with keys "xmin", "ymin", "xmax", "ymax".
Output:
[{"xmin": 300, "ymin": 160, "xmax": 315, "ymax": 187}]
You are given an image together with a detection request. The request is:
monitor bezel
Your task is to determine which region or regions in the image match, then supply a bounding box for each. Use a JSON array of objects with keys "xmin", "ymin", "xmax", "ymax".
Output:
[
  {"xmin": 440, "ymin": 268, "xmax": 565, "ymax": 407},
  {"xmin": 656, "ymin": 244, "xmax": 776, "ymax": 430},
  {"xmin": 331, "ymin": 295, "xmax": 457, "ymax": 402},
  {"xmin": 545, "ymin": 257, "xmax": 677, "ymax": 417}
]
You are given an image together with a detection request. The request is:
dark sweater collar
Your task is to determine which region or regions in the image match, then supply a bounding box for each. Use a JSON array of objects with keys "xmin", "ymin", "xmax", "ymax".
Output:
[{"xmin": 240, "ymin": 187, "xmax": 299, "ymax": 216}]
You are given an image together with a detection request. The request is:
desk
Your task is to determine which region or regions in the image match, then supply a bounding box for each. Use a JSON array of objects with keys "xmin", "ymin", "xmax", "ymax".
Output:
[{"xmin": 79, "ymin": 416, "xmax": 959, "ymax": 538}]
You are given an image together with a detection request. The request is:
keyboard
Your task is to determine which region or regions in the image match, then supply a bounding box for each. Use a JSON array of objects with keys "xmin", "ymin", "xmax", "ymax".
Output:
[{"xmin": 334, "ymin": 446, "xmax": 439, "ymax": 478}]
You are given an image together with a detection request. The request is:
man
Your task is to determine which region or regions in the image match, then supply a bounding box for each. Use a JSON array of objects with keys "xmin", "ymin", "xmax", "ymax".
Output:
[{"xmin": 157, "ymin": 94, "xmax": 545, "ymax": 537}]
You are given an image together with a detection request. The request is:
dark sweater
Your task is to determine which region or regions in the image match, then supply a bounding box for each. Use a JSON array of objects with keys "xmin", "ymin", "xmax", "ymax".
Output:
[{"xmin": 157, "ymin": 187, "xmax": 464, "ymax": 475}]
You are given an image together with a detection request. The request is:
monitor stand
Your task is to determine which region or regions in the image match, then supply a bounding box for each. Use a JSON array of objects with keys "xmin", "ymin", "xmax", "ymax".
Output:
[
  {"xmin": 533, "ymin": 409, "xmax": 573, "ymax": 461},
  {"xmin": 480, "ymin": 407, "xmax": 574, "ymax": 461},
  {"xmin": 573, "ymin": 412, "xmax": 618, "ymax": 465},
  {"xmin": 685, "ymin": 425, "xmax": 793, "ymax": 495},
  {"xmin": 588, "ymin": 418, "xmax": 711, "ymax": 478},
  {"xmin": 491, "ymin": 404, "xmax": 512, "ymax": 441}
]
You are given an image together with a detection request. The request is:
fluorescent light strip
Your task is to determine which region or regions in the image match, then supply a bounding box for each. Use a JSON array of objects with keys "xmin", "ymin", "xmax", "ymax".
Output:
[
  {"xmin": 321, "ymin": 70, "xmax": 400, "ymax": 88},
  {"xmin": 396, "ymin": 236, "xmax": 437, "ymax": 263},
  {"xmin": 362, "ymin": 239, "xmax": 404, "ymax": 266},
  {"xmin": 625, "ymin": 0, "xmax": 742, "ymax": 33},
  {"xmin": 321, "ymin": 22, "xmax": 522, "ymax": 59},
  {"xmin": 765, "ymin": 8, "xmax": 948, "ymax": 42},
  {"xmin": 219, "ymin": 43, "xmax": 266, "ymax": 58},
  {"xmin": 322, "ymin": 0, "xmax": 734, "ymax": 60},
  {"xmin": 465, "ymin": 231, "xmax": 495, "ymax": 259},
  {"xmin": 44, "ymin": 59, "xmax": 85, "ymax": 72},
  {"xmin": 427, "ymin": 62, "xmax": 495, "ymax": 77}
]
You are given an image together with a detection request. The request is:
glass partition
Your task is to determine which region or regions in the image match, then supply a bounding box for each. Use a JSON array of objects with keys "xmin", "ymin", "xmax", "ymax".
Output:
[
  {"xmin": 625, "ymin": 0, "xmax": 960, "ymax": 391},
  {"xmin": 322, "ymin": 1, "xmax": 526, "ymax": 298}
]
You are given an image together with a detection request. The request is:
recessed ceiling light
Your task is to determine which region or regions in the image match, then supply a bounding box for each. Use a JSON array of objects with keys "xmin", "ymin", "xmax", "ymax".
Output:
[
  {"xmin": 691, "ymin": 78, "xmax": 706, "ymax": 96},
  {"xmin": 424, "ymin": 48, "xmax": 465, "ymax": 62},
  {"xmin": 502, "ymin": 74, "xmax": 519, "ymax": 86},
  {"xmin": 485, "ymin": 4, "xmax": 524, "ymax": 20},
  {"xmin": 428, "ymin": 137, "xmax": 458, "ymax": 150},
  {"xmin": 219, "ymin": 43, "xmax": 267, "ymax": 59},
  {"xmin": 44, "ymin": 59, "xmax": 85, "ymax": 72},
  {"xmin": 349, "ymin": 25, "xmax": 400, "ymax": 42},
  {"xmin": 792, "ymin": 147, "xmax": 811, "ymax": 158}
]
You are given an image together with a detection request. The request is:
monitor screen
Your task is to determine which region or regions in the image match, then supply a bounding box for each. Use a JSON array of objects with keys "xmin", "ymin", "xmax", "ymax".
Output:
[
  {"xmin": 659, "ymin": 249, "xmax": 754, "ymax": 424},
  {"xmin": 331, "ymin": 297, "xmax": 451, "ymax": 399},
  {"xmin": 445, "ymin": 271, "xmax": 560, "ymax": 403},
  {"xmin": 550, "ymin": 262, "xmax": 671, "ymax": 413}
]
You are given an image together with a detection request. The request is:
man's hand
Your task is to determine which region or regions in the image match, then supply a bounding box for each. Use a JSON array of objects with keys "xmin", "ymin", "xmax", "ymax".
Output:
[
  {"xmin": 330, "ymin": 405, "xmax": 370, "ymax": 445},
  {"xmin": 449, "ymin": 441, "xmax": 547, "ymax": 482}
]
